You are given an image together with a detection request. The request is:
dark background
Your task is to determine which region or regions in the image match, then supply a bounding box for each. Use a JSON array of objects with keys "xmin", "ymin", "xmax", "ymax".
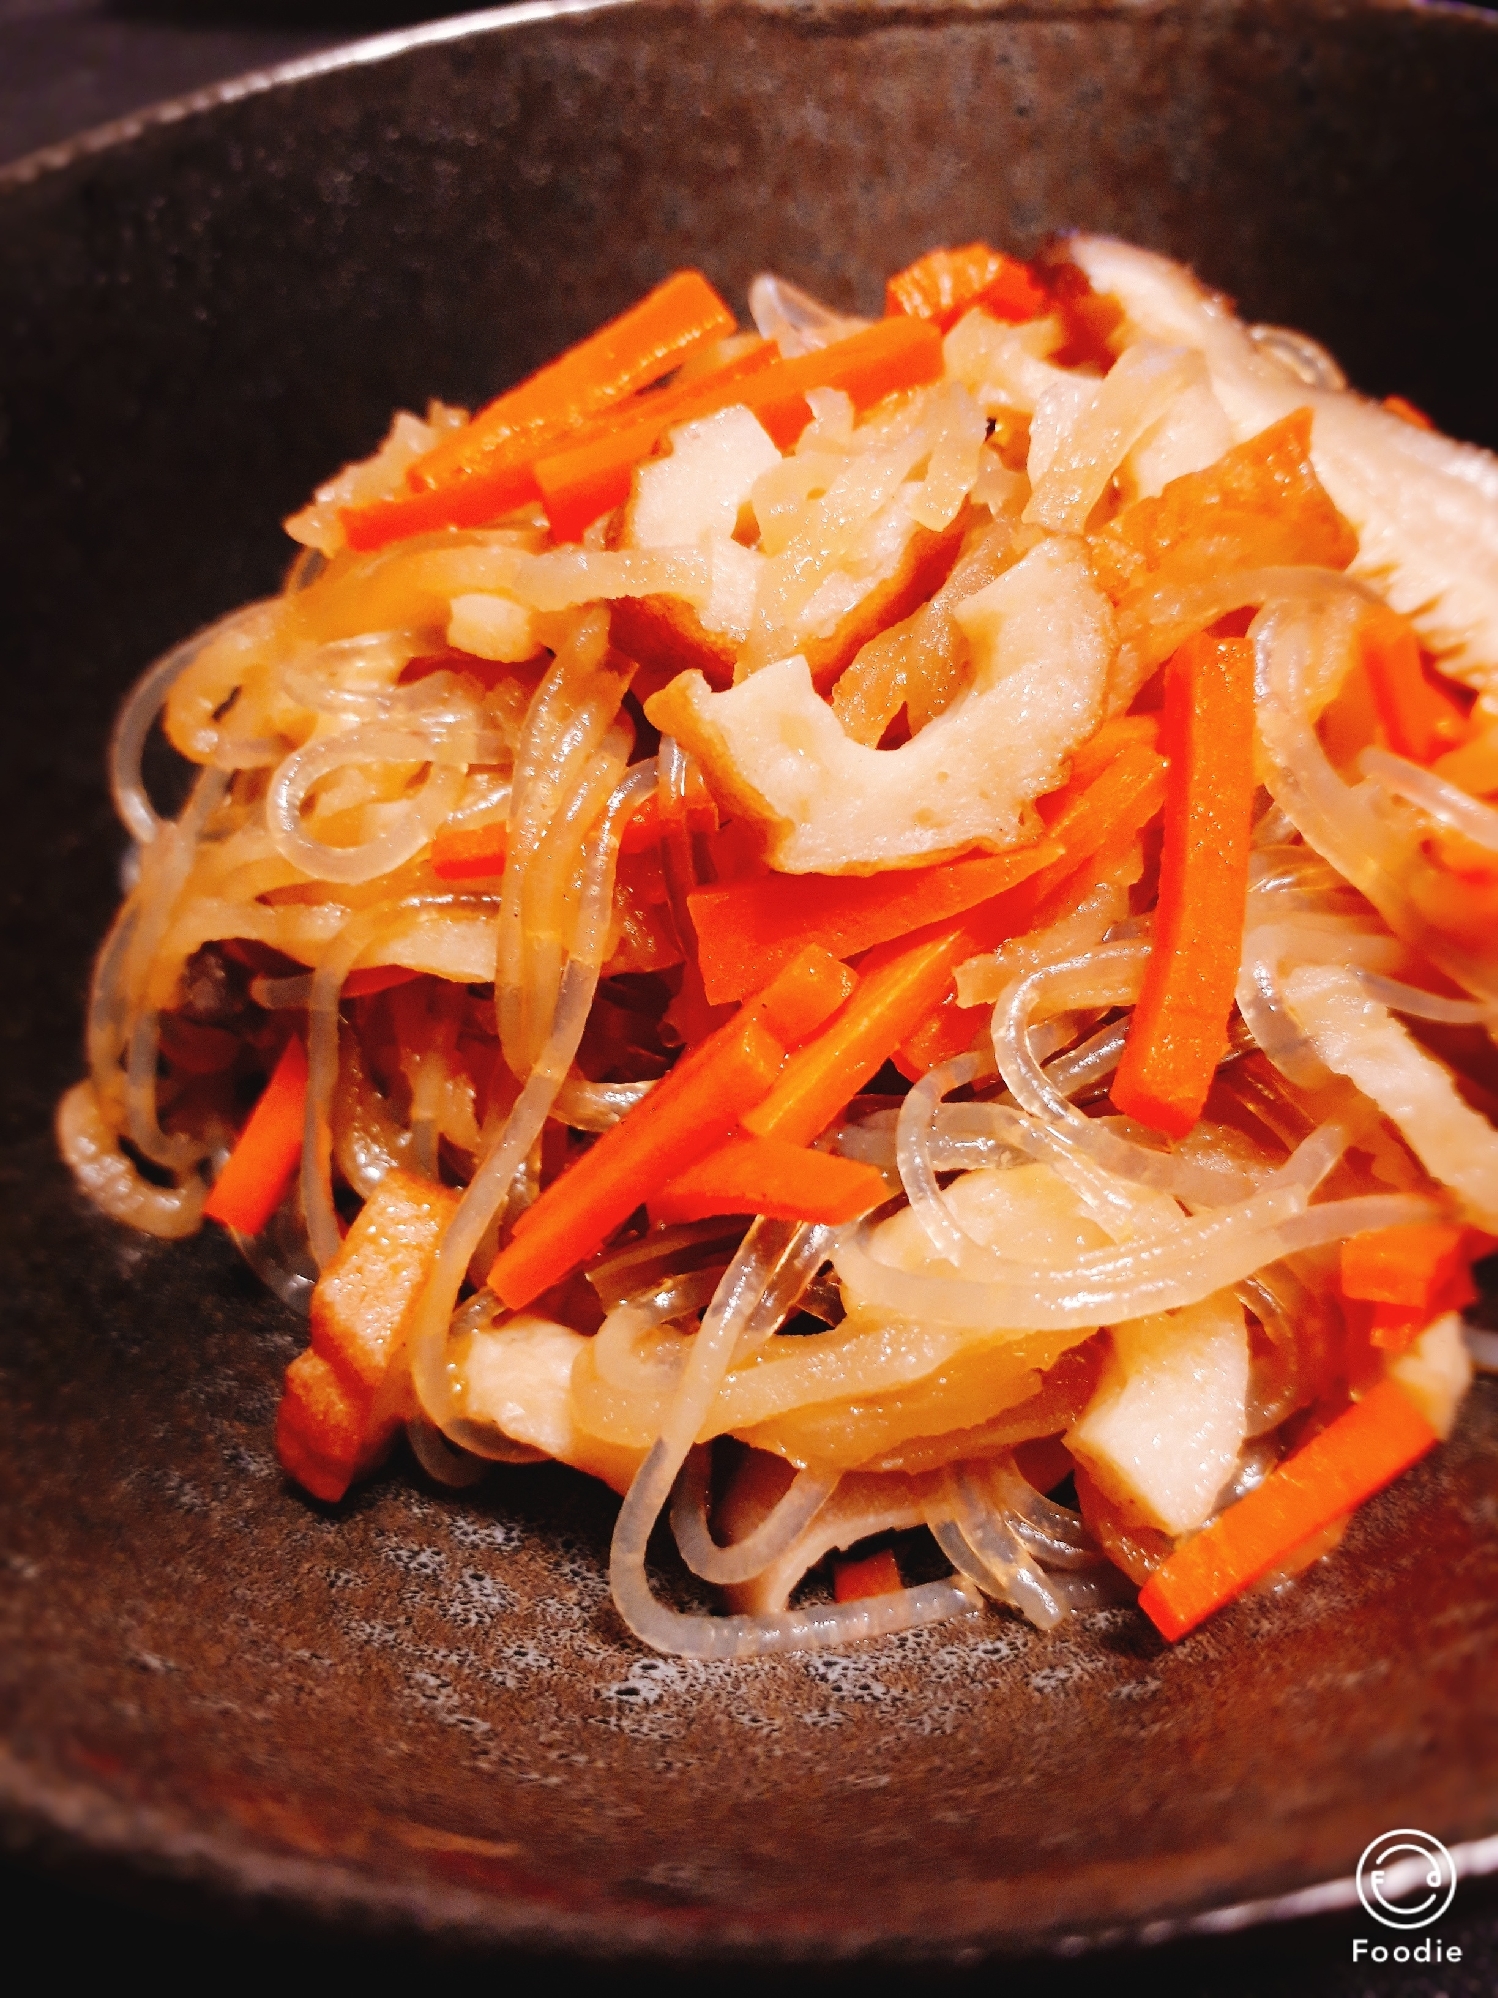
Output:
[{"xmin": 2, "ymin": 3, "xmax": 1496, "ymax": 1989}]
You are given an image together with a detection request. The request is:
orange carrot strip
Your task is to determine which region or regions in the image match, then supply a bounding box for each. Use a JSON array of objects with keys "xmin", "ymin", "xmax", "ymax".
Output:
[
  {"xmin": 892, "ymin": 727, "xmax": 1169, "ymax": 1079},
  {"xmin": 1138, "ymin": 1380, "xmax": 1439, "ymax": 1641},
  {"xmin": 415, "ymin": 271, "xmax": 735, "ymax": 485},
  {"xmin": 648, "ymin": 1134, "xmax": 888, "ymax": 1226},
  {"xmin": 1383, "ymin": 393, "xmax": 1434, "ymax": 431},
  {"xmin": 430, "ymin": 821, "xmax": 508, "ymax": 880},
  {"xmin": 1036, "ymin": 716, "xmax": 1161, "ymax": 824},
  {"xmin": 1350, "ymin": 1222, "xmax": 1495, "ymax": 1351},
  {"xmin": 202, "ymin": 1033, "xmax": 308, "ymax": 1236},
  {"xmin": 833, "ymin": 1548, "xmax": 904, "ymax": 1603},
  {"xmin": 689, "ymin": 842, "xmax": 1061, "ymax": 1006},
  {"xmin": 743, "ymin": 932, "xmax": 969, "ymax": 1149},
  {"xmin": 1111, "ymin": 635, "xmax": 1255, "ymax": 1140},
  {"xmin": 1340, "ymin": 1222, "xmax": 1486, "ymax": 1347},
  {"xmin": 733, "ymin": 315, "xmax": 946, "ymax": 450},
  {"xmin": 537, "ymin": 316, "xmax": 944, "ymax": 541},
  {"xmin": 343, "ymin": 334, "xmax": 773, "ymax": 551},
  {"xmin": 1341, "ymin": 1223, "xmax": 1478, "ymax": 1309},
  {"xmin": 976, "ymin": 260, "xmax": 1054, "ymax": 326},
  {"xmin": 342, "ymin": 966, "xmax": 422, "ymax": 999},
  {"xmin": 885, "ymin": 243, "xmax": 1049, "ymax": 332},
  {"xmin": 490, "ymin": 1011, "xmax": 786, "ymax": 1308},
  {"xmin": 1360, "ymin": 1304, "xmax": 1432, "ymax": 1355},
  {"xmin": 751, "ymin": 945, "xmax": 858, "ymax": 1048},
  {"xmin": 1360, "ymin": 605, "xmax": 1474, "ymax": 764},
  {"xmin": 618, "ymin": 765, "xmax": 719, "ymax": 855},
  {"xmin": 342, "ymin": 462, "xmax": 542, "ymax": 549},
  {"xmin": 893, "ymin": 998, "xmax": 987, "ymax": 1081},
  {"xmin": 337, "ymin": 281, "xmax": 747, "ymax": 551},
  {"xmin": 989, "ymin": 722, "xmax": 1167, "ymax": 938},
  {"xmin": 904, "ymin": 722, "xmax": 1165, "ymax": 963},
  {"xmin": 506, "ymin": 344, "xmax": 785, "ymax": 546},
  {"xmin": 344, "ymin": 270, "xmax": 733, "ymax": 548}
]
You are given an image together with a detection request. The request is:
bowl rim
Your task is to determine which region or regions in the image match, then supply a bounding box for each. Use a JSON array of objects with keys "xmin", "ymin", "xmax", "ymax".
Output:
[
  {"xmin": 2, "ymin": 0, "xmax": 1496, "ymax": 195},
  {"xmin": 5, "ymin": 1738, "xmax": 1496, "ymax": 1958},
  {"xmin": 4, "ymin": 0, "xmax": 1498, "ymax": 1960}
]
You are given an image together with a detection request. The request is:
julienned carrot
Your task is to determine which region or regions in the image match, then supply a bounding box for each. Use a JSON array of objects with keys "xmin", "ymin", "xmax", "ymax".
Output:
[
  {"xmin": 1360, "ymin": 605, "xmax": 1473, "ymax": 764},
  {"xmin": 418, "ymin": 271, "xmax": 735, "ymax": 484},
  {"xmin": 893, "ymin": 994, "xmax": 988, "ymax": 1081},
  {"xmin": 885, "ymin": 243, "xmax": 1049, "ymax": 332},
  {"xmin": 342, "ymin": 965, "xmax": 421, "ymax": 999},
  {"xmin": 1384, "ymin": 394, "xmax": 1435, "ymax": 431},
  {"xmin": 489, "ymin": 1010, "xmax": 786, "ymax": 1309},
  {"xmin": 689, "ymin": 842, "xmax": 1061, "ymax": 1006},
  {"xmin": 833, "ymin": 1548, "xmax": 904, "ymax": 1602},
  {"xmin": 1342, "ymin": 1224, "xmax": 1477, "ymax": 1308},
  {"xmin": 430, "ymin": 821, "xmax": 508, "ymax": 880},
  {"xmin": 668, "ymin": 946, "xmax": 853, "ymax": 1062},
  {"xmin": 1138, "ymin": 1379, "xmax": 1440, "ymax": 1641},
  {"xmin": 1037, "ymin": 716, "xmax": 1160, "ymax": 823},
  {"xmin": 1111, "ymin": 634, "xmax": 1255, "ymax": 1140},
  {"xmin": 893, "ymin": 725, "xmax": 1169, "ymax": 1077},
  {"xmin": 340, "ymin": 272, "xmax": 734, "ymax": 549},
  {"xmin": 743, "ymin": 932, "xmax": 971, "ymax": 1149},
  {"xmin": 730, "ymin": 315, "xmax": 946, "ymax": 450},
  {"xmin": 342, "ymin": 337, "xmax": 773, "ymax": 551},
  {"xmin": 998, "ymin": 719, "xmax": 1167, "ymax": 936},
  {"xmin": 648, "ymin": 1134, "xmax": 888, "ymax": 1226},
  {"xmin": 885, "ymin": 722, "xmax": 1166, "ymax": 970},
  {"xmin": 1340, "ymin": 1223, "xmax": 1484, "ymax": 1351},
  {"xmin": 496, "ymin": 951, "xmax": 849, "ymax": 1280},
  {"xmin": 202, "ymin": 1033, "xmax": 308, "ymax": 1236},
  {"xmin": 751, "ymin": 944, "xmax": 858, "ymax": 1047},
  {"xmin": 618, "ymin": 766, "xmax": 719, "ymax": 855},
  {"xmin": 537, "ymin": 316, "xmax": 945, "ymax": 542}
]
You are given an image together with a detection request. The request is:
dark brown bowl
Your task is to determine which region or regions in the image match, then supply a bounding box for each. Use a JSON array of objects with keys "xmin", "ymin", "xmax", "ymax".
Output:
[{"xmin": 2, "ymin": 0, "xmax": 1497, "ymax": 1963}]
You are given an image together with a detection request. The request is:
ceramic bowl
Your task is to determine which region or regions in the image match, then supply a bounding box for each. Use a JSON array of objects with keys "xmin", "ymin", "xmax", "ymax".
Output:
[{"xmin": 2, "ymin": 0, "xmax": 1495, "ymax": 1960}]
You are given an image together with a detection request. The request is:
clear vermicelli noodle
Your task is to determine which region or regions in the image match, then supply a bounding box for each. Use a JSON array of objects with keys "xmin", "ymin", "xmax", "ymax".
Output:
[{"xmin": 62, "ymin": 236, "xmax": 1498, "ymax": 1655}]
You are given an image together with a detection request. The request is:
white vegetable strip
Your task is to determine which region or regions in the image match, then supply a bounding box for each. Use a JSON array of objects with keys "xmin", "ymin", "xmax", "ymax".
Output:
[
  {"xmin": 1253, "ymin": 594, "xmax": 1498, "ymax": 1006},
  {"xmin": 110, "ymin": 602, "xmax": 278, "ymax": 844},
  {"xmin": 834, "ymin": 1189, "xmax": 1434, "ymax": 1332},
  {"xmin": 405, "ymin": 761, "xmax": 656, "ymax": 1437},
  {"xmin": 1283, "ymin": 961, "xmax": 1498, "ymax": 1226},
  {"xmin": 267, "ymin": 725, "xmax": 473, "ymax": 886},
  {"xmin": 301, "ymin": 894, "xmax": 502, "ymax": 1267},
  {"xmin": 669, "ymin": 1446, "xmax": 840, "ymax": 1585},
  {"xmin": 992, "ymin": 944, "xmax": 1259, "ymax": 1212},
  {"xmin": 610, "ymin": 1220, "xmax": 983, "ymax": 1657},
  {"xmin": 1360, "ymin": 744, "xmax": 1498, "ymax": 853},
  {"xmin": 1025, "ymin": 342, "xmax": 1207, "ymax": 533}
]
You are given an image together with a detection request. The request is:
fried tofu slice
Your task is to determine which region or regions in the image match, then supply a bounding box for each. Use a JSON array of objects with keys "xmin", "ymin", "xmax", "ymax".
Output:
[{"xmin": 276, "ymin": 1169, "xmax": 460, "ymax": 1502}]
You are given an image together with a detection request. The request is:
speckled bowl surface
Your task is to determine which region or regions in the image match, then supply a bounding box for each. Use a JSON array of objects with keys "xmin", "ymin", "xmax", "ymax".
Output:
[{"xmin": 2, "ymin": 0, "xmax": 1496, "ymax": 1960}]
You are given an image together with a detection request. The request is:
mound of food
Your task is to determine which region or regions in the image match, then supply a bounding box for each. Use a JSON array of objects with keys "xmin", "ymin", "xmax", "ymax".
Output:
[{"xmin": 62, "ymin": 236, "xmax": 1498, "ymax": 1656}]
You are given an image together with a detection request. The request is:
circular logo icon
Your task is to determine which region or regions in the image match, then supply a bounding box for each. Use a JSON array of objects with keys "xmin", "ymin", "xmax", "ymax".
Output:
[{"xmin": 1355, "ymin": 1829, "xmax": 1457, "ymax": 1930}]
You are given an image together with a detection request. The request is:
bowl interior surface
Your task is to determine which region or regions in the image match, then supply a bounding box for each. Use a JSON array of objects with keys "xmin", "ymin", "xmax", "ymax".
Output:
[{"xmin": 2, "ymin": 0, "xmax": 1496, "ymax": 1958}]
